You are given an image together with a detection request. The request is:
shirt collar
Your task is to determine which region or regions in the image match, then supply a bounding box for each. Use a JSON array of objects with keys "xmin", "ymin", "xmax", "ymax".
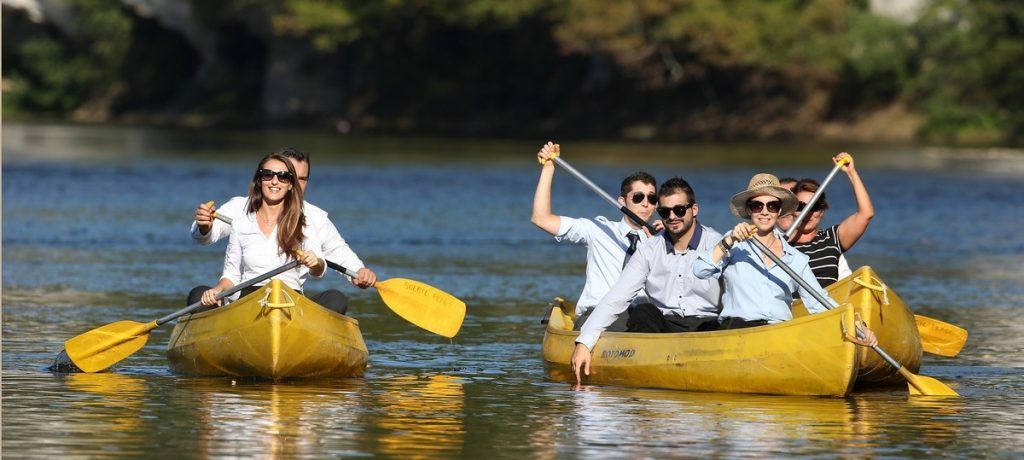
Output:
[
  {"xmin": 661, "ymin": 222, "xmax": 703, "ymax": 253},
  {"xmin": 617, "ymin": 217, "xmax": 639, "ymax": 238}
]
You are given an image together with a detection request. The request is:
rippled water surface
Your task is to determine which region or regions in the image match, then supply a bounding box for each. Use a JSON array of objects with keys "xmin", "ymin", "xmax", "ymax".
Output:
[{"xmin": 4, "ymin": 124, "xmax": 1024, "ymax": 457}]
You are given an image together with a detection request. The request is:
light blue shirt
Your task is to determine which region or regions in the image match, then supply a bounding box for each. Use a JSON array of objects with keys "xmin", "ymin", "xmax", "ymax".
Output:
[
  {"xmin": 693, "ymin": 229, "xmax": 836, "ymax": 323},
  {"xmin": 577, "ymin": 224, "xmax": 722, "ymax": 350},
  {"xmin": 555, "ymin": 216, "xmax": 651, "ymax": 314}
]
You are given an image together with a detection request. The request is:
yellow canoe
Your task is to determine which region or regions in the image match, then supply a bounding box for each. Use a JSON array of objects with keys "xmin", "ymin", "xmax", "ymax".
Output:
[
  {"xmin": 542, "ymin": 300, "xmax": 860, "ymax": 396},
  {"xmin": 792, "ymin": 266, "xmax": 922, "ymax": 385},
  {"xmin": 166, "ymin": 279, "xmax": 368, "ymax": 379}
]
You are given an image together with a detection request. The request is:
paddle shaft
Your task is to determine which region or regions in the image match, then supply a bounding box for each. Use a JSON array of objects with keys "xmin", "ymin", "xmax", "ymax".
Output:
[
  {"xmin": 747, "ymin": 237, "xmax": 835, "ymax": 310},
  {"xmin": 784, "ymin": 159, "xmax": 847, "ymax": 240},
  {"xmin": 155, "ymin": 260, "xmax": 300, "ymax": 325},
  {"xmin": 552, "ymin": 157, "xmax": 658, "ymax": 235}
]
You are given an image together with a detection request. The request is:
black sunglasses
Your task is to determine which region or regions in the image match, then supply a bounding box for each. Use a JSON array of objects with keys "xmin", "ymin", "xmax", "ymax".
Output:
[
  {"xmin": 796, "ymin": 201, "xmax": 822, "ymax": 213},
  {"xmin": 746, "ymin": 199, "xmax": 782, "ymax": 214},
  {"xmin": 657, "ymin": 203, "xmax": 694, "ymax": 219},
  {"xmin": 258, "ymin": 169, "xmax": 293, "ymax": 184},
  {"xmin": 629, "ymin": 192, "xmax": 658, "ymax": 205}
]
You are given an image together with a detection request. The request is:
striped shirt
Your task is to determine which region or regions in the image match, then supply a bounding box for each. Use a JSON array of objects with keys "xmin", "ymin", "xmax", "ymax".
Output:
[{"xmin": 791, "ymin": 225, "xmax": 843, "ymax": 287}]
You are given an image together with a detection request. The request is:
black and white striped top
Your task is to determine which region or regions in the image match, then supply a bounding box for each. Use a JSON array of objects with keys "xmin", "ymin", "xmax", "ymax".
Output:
[{"xmin": 791, "ymin": 225, "xmax": 843, "ymax": 287}]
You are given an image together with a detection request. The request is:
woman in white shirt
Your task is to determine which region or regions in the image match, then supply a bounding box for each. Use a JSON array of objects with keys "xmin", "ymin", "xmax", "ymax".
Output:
[{"xmin": 188, "ymin": 152, "xmax": 347, "ymax": 313}]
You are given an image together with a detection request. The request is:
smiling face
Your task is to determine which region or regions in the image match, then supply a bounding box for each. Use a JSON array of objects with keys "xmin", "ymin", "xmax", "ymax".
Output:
[
  {"xmin": 259, "ymin": 158, "xmax": 294, "ymax": 205},
  {"xmin": 746, "ymin": 194, "xmax": 781, "ymax": 233},
  {"xmin": 657, "ymin": 191, "xmax": 697, "ymax": 237},
  {"xmin": 619, "ymin": 180, "xmax": 657, "ymax": 226}
]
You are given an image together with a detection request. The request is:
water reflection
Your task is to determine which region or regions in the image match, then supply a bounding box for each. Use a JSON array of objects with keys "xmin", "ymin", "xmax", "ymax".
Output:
[
  {"xmin": 561, "ymin": 386, "xmax": 966, "ymax": 456},
  {"xmin": 375, "ymin": 374, "xmax": 466, "ymax": 457},
  {"xmin": 63, "ymin": 372, "xmax": 150, "ymax": 434},
  {"xmin": 183, "ymin": 378, "xmax": 366, "ymax": 458}
]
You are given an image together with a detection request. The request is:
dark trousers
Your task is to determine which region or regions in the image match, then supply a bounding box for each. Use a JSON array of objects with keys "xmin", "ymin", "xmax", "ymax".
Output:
[
  {"xmin": 573, "ymin": 306, "xmax": 631, "ymax": 332},
  {"xmin": 625, "ymin": 303, "xmax": 718, "ymax": 333},
  {"xmin": 187, "ymin": 285, "xmax": 349, "ymax": 315},
  {"xmin": 717, "ymin": 317, "xmax": 770, "ymax": 330}
]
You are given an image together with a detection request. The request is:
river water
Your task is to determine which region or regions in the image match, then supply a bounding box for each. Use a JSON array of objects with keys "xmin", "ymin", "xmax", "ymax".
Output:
[{"xmin": 3, "ymin": 123, "xmax": 1024, "ymax": 457}]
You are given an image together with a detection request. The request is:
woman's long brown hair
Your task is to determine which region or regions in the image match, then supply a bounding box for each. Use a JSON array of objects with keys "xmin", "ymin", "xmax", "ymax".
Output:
[{"xmin": 246, "ymin": 153, "xmax": 305, "ymax": 259}]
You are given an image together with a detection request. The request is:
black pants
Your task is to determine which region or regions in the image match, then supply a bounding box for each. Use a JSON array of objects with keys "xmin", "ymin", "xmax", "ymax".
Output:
[
  {"xmin": 573, "ymin": 306, "xmax": 631, "ymax": 332},
  {"xmin": 187, "ymin": 285, "xmax": 349, "ymax": 315},
  {"xmin": 717, "ymin": 317, "xmax": 770, "ymax": 330},
  {"xmin": 625, "ymin": 303, "xmax": 718, "ymax": 333}
]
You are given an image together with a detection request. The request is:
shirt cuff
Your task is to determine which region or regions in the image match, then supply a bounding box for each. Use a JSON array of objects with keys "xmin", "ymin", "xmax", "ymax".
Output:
[{"xmin": 576, "ymin": 330, "xmax": 600, "ymax": 351}]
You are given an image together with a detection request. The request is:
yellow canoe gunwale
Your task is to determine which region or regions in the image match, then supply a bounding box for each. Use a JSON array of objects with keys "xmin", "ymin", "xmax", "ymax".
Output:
[
  {"xmin": 166, "ymin": 280, "xmax": 369, "ymax": 379},
  {"xmin": 543, "ymin": 302, "xmax": 859, "ymax": 397}
]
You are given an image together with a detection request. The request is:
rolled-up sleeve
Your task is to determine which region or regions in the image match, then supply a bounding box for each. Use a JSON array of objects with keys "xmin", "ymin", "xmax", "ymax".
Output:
[
  {"xmin": 576, "ymin": 251, "xmax": 650, "ymax": 350},
  {"xmin": 553, "ymin": 216, "xmax": 588, "ymax": 244},
  {"xmin": 693, "ymin": 249, "xmax": 726, "ymax": 280}
]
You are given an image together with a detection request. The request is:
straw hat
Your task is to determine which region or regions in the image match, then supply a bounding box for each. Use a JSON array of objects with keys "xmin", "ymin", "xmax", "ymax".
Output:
[{"xmin": 729, "ymin": 173, "xmax": 798, "ymax": 218}]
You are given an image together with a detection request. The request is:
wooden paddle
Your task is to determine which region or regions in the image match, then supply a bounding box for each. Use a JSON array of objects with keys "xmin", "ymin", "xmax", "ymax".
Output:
[
  {"xmin": 745, "ymin": 236, "xmax": 959, "ymax": 396},
  {"xmin": 64, "ymin": 260, "xmax": 301, "ymax": 373},
  {"xmin": 784, "ymin": 163, "xmax": 968, "ymax": 357},
  {"xmin": 212, "ymin": 211, "xmax": 466, "ymax": 338}
]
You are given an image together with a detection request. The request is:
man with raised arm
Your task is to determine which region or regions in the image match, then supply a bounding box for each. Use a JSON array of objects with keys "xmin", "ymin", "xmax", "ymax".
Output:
[{"xmin": 531, "ymin": 142, "xmax": 661, "ymax": 330}]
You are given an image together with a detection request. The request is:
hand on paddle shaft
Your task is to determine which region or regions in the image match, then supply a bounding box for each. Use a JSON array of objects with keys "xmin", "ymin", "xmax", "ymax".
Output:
[{"xmin": 537, "ymin": 142, "xmax": 659, "ymax": 236}]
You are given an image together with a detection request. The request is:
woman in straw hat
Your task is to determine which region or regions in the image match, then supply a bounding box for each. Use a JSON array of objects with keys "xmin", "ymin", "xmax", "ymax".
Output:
[{"xmin": 693, "ymin": 173, "xmax": 873, "ymax": 337}]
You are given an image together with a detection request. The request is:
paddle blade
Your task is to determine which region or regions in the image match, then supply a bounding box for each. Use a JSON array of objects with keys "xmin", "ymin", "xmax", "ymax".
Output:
[
  {"xmin": 900, "ymin": 368, "xmax": 959, "ymax": 397},
  {"xmin": 915, "ymin": 315, "xmax": 968, "ymax": 357},
  {"xmin": 65, "ymin": 320, "xmax": 157, "ymax": 373},
  {"xmin": 375, "ymin": 278, "xmax": 466, "ymax": 338}
]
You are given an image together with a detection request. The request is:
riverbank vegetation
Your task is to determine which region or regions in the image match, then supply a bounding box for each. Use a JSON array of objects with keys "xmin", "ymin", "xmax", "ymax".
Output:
[{"xmin": 3, "ymin": 0, "xmax": 1021, "ymax": 144}]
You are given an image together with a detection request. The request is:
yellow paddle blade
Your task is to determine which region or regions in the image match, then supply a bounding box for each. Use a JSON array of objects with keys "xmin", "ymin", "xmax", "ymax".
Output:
[
  {"xmin": 915, "ymin": 315, "xmax": 968, "ymax": 357},
  {"xmin": 65, "ymin": 320, "xmax": 158, "ymax": 373},
  {"xmin": 900, "ymin": 368, "xmax": 959, "ymax": 397},
  {"xmin": 375, "ymin": 278, "xmax": 466, "ymax": 338}
]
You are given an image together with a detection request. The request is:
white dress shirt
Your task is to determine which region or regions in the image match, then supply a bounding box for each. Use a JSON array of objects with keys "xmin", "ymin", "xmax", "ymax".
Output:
[
  {"xmin": 555, "ymin": 216, "xmax": 650, "ymax": 314},
  {"xmin": 191, "ymin": 196, "xmax": 365, "ymax": 275},
  {"xmin": 577, "ymin": 224, "xmax": 723, "ymax": 350},
  {"xmin": 221, "ymin": 212, "xmax": 326, "ymax": 294}
]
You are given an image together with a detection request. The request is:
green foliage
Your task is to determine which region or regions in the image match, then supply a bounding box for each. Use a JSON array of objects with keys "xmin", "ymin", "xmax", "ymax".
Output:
[
  {"xmin": 3, "ymin": 0, "xmax": 1023, "ymax": 143},
  {"xmin": 8, "ymin": 0, "xmax": 132, "ymax": 114}
]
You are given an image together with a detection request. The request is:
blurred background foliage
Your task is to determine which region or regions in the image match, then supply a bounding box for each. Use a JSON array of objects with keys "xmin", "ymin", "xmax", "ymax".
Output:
[{"xmin": 2, "ymin": 0, "xmax": 1022, "ymax": 144}]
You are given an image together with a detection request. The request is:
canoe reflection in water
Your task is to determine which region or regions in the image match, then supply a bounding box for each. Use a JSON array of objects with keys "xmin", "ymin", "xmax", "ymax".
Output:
[
  {"xmin": 187, "ymin": 378, "xmax": 366, "ymax": 457},
  {"xmin": 376, "ymin": 374, "xmax": 466, "ymax": 457},
  {"xmin": 564, "ymin": 386, "xmax": 964, "ymax": 456}
]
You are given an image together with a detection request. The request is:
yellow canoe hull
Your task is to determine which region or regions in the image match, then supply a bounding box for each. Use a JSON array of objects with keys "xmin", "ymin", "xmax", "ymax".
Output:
[
  {"xmin": 792, "ymin": 266, "xmax": 922, "ymax": 385},
  {"xmin": 167, "ymin": 280, "xmax": 368, "ymax": 379},
  {"xmin": 542, "ymin": 301, "xmax": 859, "ymax": 397}
]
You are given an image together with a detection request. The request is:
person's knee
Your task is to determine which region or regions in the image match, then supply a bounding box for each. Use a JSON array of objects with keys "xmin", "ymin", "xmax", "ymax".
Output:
[
  {"xmin": 187, "ymin": 285, "xmax": 211, "ymax": 306},
  {"xmin": 317, "ymin": 289, "xmax": 349, "ymax": 315}
]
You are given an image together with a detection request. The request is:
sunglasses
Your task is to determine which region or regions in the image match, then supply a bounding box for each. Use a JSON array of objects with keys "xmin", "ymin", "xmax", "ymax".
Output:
[
  {"xmin": 796, "ymin": 201, "xmax": 822, "ymax": 213},
  {"xmin": 258, "ymin": 169, "xmax": 293, "ymax": 184},
  {"xmin": 629, "ymin": 192, "xmax": 658, "ymax": 205},
  {"xmin": 746, "ymin": 199, "xmax": 782, "ymax": 214},
  {"xmin": 657, "ymin": 203, "xmax": 694, "ymax": 219}
]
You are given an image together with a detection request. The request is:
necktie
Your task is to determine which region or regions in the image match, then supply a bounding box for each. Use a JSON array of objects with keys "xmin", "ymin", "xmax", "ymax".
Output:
[{"xmin": 623, "ymin": 232, "xmax": 640, "ymax": 268}]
